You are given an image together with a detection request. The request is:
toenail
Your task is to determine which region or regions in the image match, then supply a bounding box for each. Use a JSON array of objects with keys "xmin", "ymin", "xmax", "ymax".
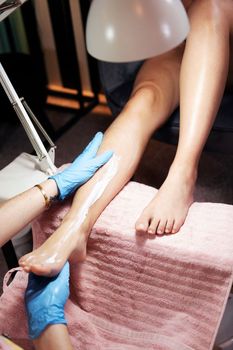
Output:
[{"xmin": 138, "ymin": 224, "xmax": 145, "ymax": 230}]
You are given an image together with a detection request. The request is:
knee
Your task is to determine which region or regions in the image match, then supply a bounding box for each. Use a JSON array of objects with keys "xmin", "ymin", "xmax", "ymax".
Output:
[
  {"xmin": 189, "ymin": 0, "xmax": 230, "ymax": 32},
  {"xmin": 119, "ymin": 81, "xmax": 176, "ymax": 133},
  {"xmin": 126, "ymin": 82, "xmax": 166, "ymax": 117}
]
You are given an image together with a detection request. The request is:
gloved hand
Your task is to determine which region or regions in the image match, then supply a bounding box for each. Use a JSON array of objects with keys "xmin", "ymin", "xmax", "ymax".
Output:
[
  {"xmin": 25, "ymin": 262, "xmax": 70, "ymax": 340},
  {"xmin": 50, "ymin": 131, "xmax": 113, "ymax": 200}
]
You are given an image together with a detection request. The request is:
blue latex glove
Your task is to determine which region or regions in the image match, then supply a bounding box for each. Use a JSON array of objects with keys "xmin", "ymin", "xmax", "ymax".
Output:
[
  {"xmin": 25, "ymin": 262, "xmax": 70, "ymax": 340},
  {"xmin": 50, "ymin": 132, "xmax": 113, "ymax": 200}
]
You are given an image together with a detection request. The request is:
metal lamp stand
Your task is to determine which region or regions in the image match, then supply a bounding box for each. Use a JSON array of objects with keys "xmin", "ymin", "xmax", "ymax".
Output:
[{"xmin": 0, "ymin": 61, "xmax": 56, "ymax": 175}]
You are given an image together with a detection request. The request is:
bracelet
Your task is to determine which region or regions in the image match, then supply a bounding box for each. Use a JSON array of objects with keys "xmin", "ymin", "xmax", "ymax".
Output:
[{"xmin": 34, "ymin": 184, "xmax": 51, "ymax": 209}]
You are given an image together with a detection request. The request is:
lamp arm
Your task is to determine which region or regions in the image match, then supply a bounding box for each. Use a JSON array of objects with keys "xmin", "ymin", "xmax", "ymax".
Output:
[
  {"xmin": 0, "ymin": 62, "xmax": 56, "ymax": 175},
  {"xmin": 21, "ymin": 99, "xmax": 55, "ymax": 149}
]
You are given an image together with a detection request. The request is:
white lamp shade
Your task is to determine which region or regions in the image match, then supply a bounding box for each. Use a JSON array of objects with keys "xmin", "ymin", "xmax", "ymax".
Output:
[{"xmin": 86, "ymin": 0, "xmax": 190, "ymax": 62}]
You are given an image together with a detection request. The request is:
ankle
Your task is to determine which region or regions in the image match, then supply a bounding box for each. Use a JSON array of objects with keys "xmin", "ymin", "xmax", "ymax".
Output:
[
  {"xmin": 62, "ymin": 214, "xmax": 92, "ymax": 237},
  {"xmin": 169, "ymin": 161, "xmax": 198, "ymax": 182}
]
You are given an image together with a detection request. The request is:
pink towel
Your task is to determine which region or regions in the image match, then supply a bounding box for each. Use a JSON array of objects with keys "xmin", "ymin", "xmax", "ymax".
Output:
[{"xmin": 1, "ymin": 181, "xmax": 233, "ymax": 350}]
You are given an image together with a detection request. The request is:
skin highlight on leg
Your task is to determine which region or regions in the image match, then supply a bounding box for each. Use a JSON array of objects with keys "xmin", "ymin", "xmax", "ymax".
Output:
[
  {"xmin": 19, "ymin": 48, "xmax": 182, "ymax": 276},
  {"xmin": 136, "ymin": 0, "xmax": 232, "ymax": 236}
]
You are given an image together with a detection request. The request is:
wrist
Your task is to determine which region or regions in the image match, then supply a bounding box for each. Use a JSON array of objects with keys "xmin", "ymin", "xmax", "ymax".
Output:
[
  {"xmin": 33, "ymin": 324, "xmax": 70, "ymax": 349},
  {"xmin": 34, "ymin": 179, "xmax": 59, "ymax": 209},
  {"xmin": 42, "ymin": 179, "xmax": 59, "ymax": 198},
  {"xmin": 48, "ymin": 173, "xmax": 65, "ymax": 200},
  {"xmin": 28, "ymin": 305, "xmax": 66, "ymax": 339}
]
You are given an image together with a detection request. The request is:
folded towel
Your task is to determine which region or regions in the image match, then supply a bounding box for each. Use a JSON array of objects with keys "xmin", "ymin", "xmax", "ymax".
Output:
[{"xmin": 1, "ymin": 181, "xmax": 233, "ymax": 350}]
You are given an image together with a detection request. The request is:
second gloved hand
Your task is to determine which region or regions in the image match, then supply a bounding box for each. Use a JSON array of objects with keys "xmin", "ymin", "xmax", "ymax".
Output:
[
  {"xmin": 50, "ymin": 132, "xmax": 113, "ymax": 200},
  {"xmin": 25, "ymin": 262, "xmax": 70, "ymax": 340}
]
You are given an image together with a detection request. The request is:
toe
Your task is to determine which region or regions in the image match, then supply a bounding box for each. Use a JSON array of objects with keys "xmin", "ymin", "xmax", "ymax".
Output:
[
  {"xmin": 135, "ymin": 214, "xmax": 150, "ymax": 234},
  {"xmin": 135, "ymin": 223, "xmax": 148, "ymax": 234},
  {"xmin": 18, "ymin": 255, "xmax": 28, "ymax": 264},
  {"xmin": 20, "ymin": 254, "xmax": 34, "ymax": 265},
  {"xmin": 147, "ymin": 218, "xmax": 159, "ymax": 236},
  {"xmin": 172, "ymin": 219, "xmax": 183, "ymax": 234},
  {"xmin": 165, "ymin": 219, "xmax": 174, "ymax": 234},
  {"xmin": 22, "ymin": 265, "xmax": 31, "ymax": 273},
  {"xmin": 19, "ymin": 255, "xmax": 33, "ymax": 267},
  {"xmin": 156, "ymin": 220, "xmax": 166, "ymax": 235},
  {"xmin": 19, "ymin": 260, "xmax": 26, "ymax": 266}
]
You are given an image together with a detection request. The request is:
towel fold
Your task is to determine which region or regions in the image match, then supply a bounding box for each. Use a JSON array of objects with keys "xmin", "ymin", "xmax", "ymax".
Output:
[{"xmin": 1, "ymin": 181, "xmax": 233, "ymax": 350}]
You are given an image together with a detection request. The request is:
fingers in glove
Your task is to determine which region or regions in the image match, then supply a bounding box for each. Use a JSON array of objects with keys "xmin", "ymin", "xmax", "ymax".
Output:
[
  {"xmin": 81, "ymin": 132, "xmax": 104, "ymax": 159},
  {"xmin": 89, "ymin": 150, "xmax": 113, "ymax": 169}
]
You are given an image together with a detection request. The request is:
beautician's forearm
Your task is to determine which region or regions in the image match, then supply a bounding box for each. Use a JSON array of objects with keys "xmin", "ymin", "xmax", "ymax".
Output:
[{"xmin": 0, "ymin": 179, "xmax": 58, "ymax": 247}]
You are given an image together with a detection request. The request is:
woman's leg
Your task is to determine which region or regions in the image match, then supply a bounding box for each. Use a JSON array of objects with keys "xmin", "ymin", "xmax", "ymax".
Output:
[
  {"xmin": 19, "ymin": 47, "xmax": 183, "ymax": 276},
  {"xmin": 136, "ymin": 0, "xmax": 232, "ymax": 235}
]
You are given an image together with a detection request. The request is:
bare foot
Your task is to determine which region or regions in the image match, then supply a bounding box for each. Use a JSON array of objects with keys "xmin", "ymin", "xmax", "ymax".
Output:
[
  {"xmin": 19, "ymin": 219, "xmax": 90, "ymax": 276},
  {"xmin": 135, "ymin": 164, "xmax": 197, "ymax": 235}
]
